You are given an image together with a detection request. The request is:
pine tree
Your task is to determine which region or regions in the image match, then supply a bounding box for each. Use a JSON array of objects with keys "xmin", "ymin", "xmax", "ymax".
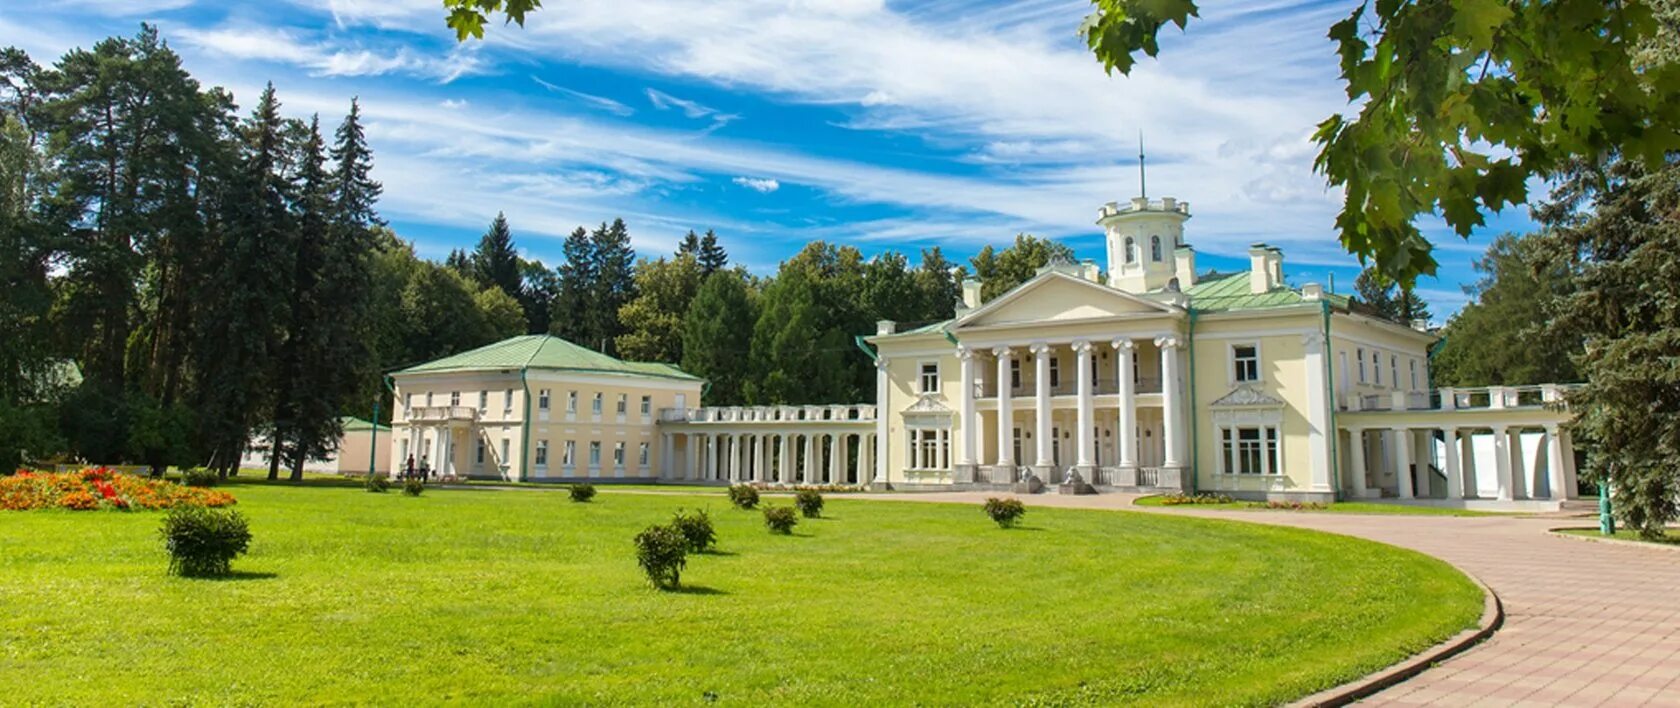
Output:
[
  {"xmin": 445, "ymin": 248, "xmax": 472, "ymax": 276},
  {"xmin": 682, "ymin": 269, "xmax": 755, "ymax": 404},
  {"xmin": 471, "ymin": 212, "xmax": 522, "ymax": 299},
  {"xmin": 587, "ymin": 218, "xmax": 637, "ymax": 353},
  {"xmin": 676, "ymin": 229, "xmax": 700, "ymax": 257},
  {"xmin": 697, "ymin": 228, "xmax": 728, "ymax": 277},
  {"xmin": 1354, "ymin": 267, "xmax": 1432, "ymax": 325},
  {"xmin": 197, "ymin": 82, "xmax": 295, "ymax": 476},
  {"xmin": 518, "ymin": 258, "xmax": 558, "ymax": 334},
  {"xmin": 551, "ymin": 225, "xmax": 595, "ymax": 343},
  {"xmin": 268, "ymin": 115, "xmax": 333, "ymax": 480}
]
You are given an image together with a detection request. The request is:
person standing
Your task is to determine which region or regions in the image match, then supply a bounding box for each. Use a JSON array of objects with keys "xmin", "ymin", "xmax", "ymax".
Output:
[{"xmin": 405, "ymin": 454, "xmax": 415, "ymax": 480}]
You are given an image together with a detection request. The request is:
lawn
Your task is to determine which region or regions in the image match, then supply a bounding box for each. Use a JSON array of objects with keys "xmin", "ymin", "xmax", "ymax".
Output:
[
  {"xmin": 0, "ymin": 481, "xmax": 1482, "ymax": 705},
  {"xmin": 1556, "ymin": 527, "xmax": 1680, "ymax": 546},
  {"xmin": 1133, "ymin": 494, "xmax": 1510, "ymax": 517}
]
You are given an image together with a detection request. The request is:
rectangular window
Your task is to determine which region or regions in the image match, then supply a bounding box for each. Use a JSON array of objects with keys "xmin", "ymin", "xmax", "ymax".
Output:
[
  {"xmin": 1010, "ymin": 359, "xmax": 1021, "ymax": 388},
  {"xmin": 920, "ymin": 362, "xmax": 940, "ymax": 393},
  {"xmin": 1048, "ymin": 356, "xmax": 1061, "ymax": 387},
  {"xmin": 538, "ymin": 389, "xmax": 550, "ymax": 410},
  {"xmin": 504, "ymin": 389, "xmax": 514, "ymax": 412},
  {"xmin": 1357, "ymin": 348, "xmax": 1367, "ymax": 383},
  {"xmin": 1233, "ymin": 344, "xmax": 1260, "ymax": 383},
  {"xmin": 563, "ymin": 440, "xmax": 575, "ymax": 466},
  {"xmin": 592, "ymin": 393, "xmax": 603, "ymax": 414},
  {"xmin": 535, "ymin": 440, "xmax": 548, "ymax": 466},
  {"xmin": 616, "ymin": 394, "xmax": 627, "ymax": 414},
  {"xmin": 450, "ymin": 391, "xmax": 461, "ymax": 407},
  {"xmin": 405, "ymin": 393, "xmax": 413, "ymax": 411},
  {"xmin": 613, "ymin": 442, "xmax": 625, "ymax": 466},
  {"xmin": 566, "ymin": 390, "xmax": 577, "ymax": 413},
  {"xmin": 638, "ymin": 442, "xmax": 649, "ymax": 465},
  {"xmin": 1221, "ymin": 426, "xmax": 1280, "ymax": 474},
  {"xmin": 1409, "ymin": 359, "xmax": 1419, "ymax": 390},
  {"xmin": 589, "ymin": 441, "xmax": 601, "ymax": 466},
  {"xmin": 500, "ymin": 438, "xmax": 509, "ymax": 463},
  {"xmin": 1390, "ymin": 355, "xmax": 1399, "ymax": 390},
  {"xmin": 1371, "ymin": 351, "xmax": 1381, "ymax": 386},
  {"xmin": 640, "ymin": 395, "xmax": 651, "ymax": 415},
  {"xmin": 476, "ymin": 439, "xmax": 485, "ymax": 464},
  {"xmin": 478, "ymin": 390, "xmax": 488, "ymax": 412},
  {"xmin": 426, "ymin": 392, "xmax": 434, "ymax": 407}
]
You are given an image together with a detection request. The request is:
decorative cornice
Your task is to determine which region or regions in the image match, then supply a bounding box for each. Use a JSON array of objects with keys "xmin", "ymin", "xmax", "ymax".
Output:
[{"xmin": 902, "ymin": 394, "xmax": 954, "ymax": 416}]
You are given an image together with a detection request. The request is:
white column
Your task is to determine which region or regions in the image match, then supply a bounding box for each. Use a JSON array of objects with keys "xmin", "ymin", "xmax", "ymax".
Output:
[
  {"xmin": 874, "ymin": 357, "xmax": 890, "ymax": 484},
  {"xmin": 1414, "ymin": 430, "xmax": 1432, "ymax": 498},
  {"xmin": 958, "ymin": 347, "xmax": 977, "ymax": 466},
  {"xmin": 993, "ymin": 347, "xmax": 1014, "ymax": 468},
  {"xmin": 709, "ymin": 434, "xmax": 721, "ymax": 481},
  {"xmin": 1347, "ymin": 428, "xmax": 1368, "ymax": 497},
  {"xmin": 1461, "ymin": 431, "xmax": 1479, "ymax": 498},
  {"xmin": 1031, "ymin": 342, "xmax": 1053, "ymax": 469},
  {"xmin": 1393, "ymin": 427, "xmax": 1414, "ymax": 499},
  {"xmin": 1492, "ymin": 425, "xmax": 1513, "ymax": 501},
  {"xmin": 804, "ymin": 433, "xmax": 817, "ymax": 484},
  {"xmin": 823, "ymin": 434, "xmax": 837, "ymax": 483},
  {"xmin": 1545, "ymin": 424, "xmax": 1568, "ymax": 500},
  {"xmin": 685, "ymin": 434, "xmax": 699, "ymax": 480},
  {"xmin": 1560, "ymin": 428, "xmax": 1579, "ymax": 497},
  {"xmin": 1074, "ymin": 339, "xmax": 1095, "ymax": 469},
  {"xmin": 1301, "ymin": 331, "xmax": 1333, "ymax": 492},
  {"xmin": 778, "ymin": 434, "xmax": 791, "ymax": 484},
  {"xmin": 1443, "ymin": 428, "xmax": 1464, "ymax": 499},
  {"xmin": 758, "ymin": 435, "xmax": 770, "ymax": 482},
  {"xmin": 1156, "ymin": 336, "xmax": 1185, "ymax": 469},
  {"xmin": 1113, "ymin": 339, "xmax": 1137, "ymax": 470}
]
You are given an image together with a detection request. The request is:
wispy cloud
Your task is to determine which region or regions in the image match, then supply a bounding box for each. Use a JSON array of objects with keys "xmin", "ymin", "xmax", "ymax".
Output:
[
  {"xmin": 732, "ymin": 176, "xmax": 780, "ymax": 193},
  {"xmin": 645, "ymin": 88, "xmax": 739, "ymax": 131},
  {"xmin": 176, "ymin": 24, "xmax": 483, "ymax": 82},
  {"xmin": 532, "ymin": 76, "xmax": 634, "ymax": 116}
]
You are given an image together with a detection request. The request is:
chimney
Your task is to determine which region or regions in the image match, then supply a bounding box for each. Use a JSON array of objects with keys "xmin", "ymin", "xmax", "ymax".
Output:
[
  {"xmin": 1410, "ymin": 318, "xmax": 1430, "ymax": 332},
  {"xmin": 1302, "ymin": 282, "xmax": 1324, "ymax": 300},
  {"xmin": 1173, "ymin": 246, "xmax": 1196, "ymax": 289},
  {"xmin": 1248, "ymin": 243, "xmax": 1273, "ymax": 294},
  {"xmin": 877, "ymin": 320, "xmax": 896, "ymax": 335},
  {"xmin": 961, "ymin": 279, "xmax": 983, "ymax": 309},
  {"xmin": 1080, "ymin": 259, "xmax": 1100, "ymax": 283}
]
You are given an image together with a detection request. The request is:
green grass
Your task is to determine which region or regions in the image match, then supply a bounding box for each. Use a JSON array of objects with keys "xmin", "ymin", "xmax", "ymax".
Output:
[
  {"xmin": 1556, "ymin": 527, "xmax": 1680, "ymax": 546},
  {"xmin": 0, "ymin": 483, "xmax": 1482, "ymax": 705},
  {"xmin": 1134, "ymin": 495, "xmax": 1509, "ymax": 517}
]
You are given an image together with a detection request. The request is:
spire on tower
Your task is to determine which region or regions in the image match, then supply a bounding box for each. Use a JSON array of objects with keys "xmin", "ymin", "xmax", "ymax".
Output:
[{"xmin": 1138, "ymin": 130, "xmax": 1147, "ymax": 200}]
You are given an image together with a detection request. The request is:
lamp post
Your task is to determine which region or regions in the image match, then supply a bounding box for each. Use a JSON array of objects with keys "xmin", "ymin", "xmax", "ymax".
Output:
[{"xmin": 1599, "ymin": 475, "xmax": 1616, "ymax": 536}]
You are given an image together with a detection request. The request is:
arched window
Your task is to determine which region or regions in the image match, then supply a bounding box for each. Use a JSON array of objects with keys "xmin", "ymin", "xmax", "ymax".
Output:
[
  {"xmin": 1123, "ymin": 236, "xmax": 1135, "ymax": 264},
  {"xmin": 1150, "ymin": 235, "xmax": 1162, "ymax": 261}
]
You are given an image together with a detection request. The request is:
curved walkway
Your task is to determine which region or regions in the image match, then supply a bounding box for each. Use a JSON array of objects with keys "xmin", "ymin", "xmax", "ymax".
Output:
[{"xmin": 850, "ymin": 491, "xmax": 1680, "ymax": 706}]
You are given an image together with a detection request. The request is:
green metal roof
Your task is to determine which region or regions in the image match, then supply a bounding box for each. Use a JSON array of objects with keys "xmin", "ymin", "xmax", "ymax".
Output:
[
  {"xmin": 872, "ymin": 319, "xmax": 953, "ymax": 340},
  {"xmin": 1183, "ymin": 271, "xmax": 1351, "ymax": 313},
  {"xmin": 340, "ymin": 416, "xmax": 390, "ymax": 432},
  {"xmin": 393, "ymin": 334, "xmax": 701, "ymax": 382}
]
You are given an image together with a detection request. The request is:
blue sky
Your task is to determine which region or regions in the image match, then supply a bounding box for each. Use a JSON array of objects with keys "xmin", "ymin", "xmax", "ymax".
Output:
[{"xmin": 5, "ymin": 0, "xmax": 1543, "ymax": 317}]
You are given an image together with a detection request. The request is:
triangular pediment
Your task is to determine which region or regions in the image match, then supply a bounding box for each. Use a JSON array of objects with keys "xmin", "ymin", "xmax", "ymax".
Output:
[
  {"xmin": 902, "ymin": 395, "xmax": 953, "ymax": 417},
  {"xmin": 1210, "ymin": 385, "xmax": 1284, "ymax": 408},
  {"xmin": 955, "ymin": 271, "xmax": 1176, "ymax": 329}
]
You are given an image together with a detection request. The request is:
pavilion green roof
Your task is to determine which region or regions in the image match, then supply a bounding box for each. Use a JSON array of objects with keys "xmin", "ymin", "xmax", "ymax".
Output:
[
  {"xmin": 393, "ymin": 335, "xmax": 701, "ymax": 382},
  {"xmin": 340, "ymin": 416, "xmax": 390, "ymax": 432},
  {"xmin": 1183, "ymin": 271, "xmax": 1351, "ymax": 313}
]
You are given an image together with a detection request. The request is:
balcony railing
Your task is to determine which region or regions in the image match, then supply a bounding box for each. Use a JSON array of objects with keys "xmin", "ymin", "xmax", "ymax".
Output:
[
  {"xmin": 405, "ymin": 405, "xmax": 480, "ymax": 423},
  {"xmin": 658, "ymin": 405, "xmax": 878, "ymax": 424},
  {"xmin": 1345, "ymin": 384, "xmax": 1580, "ymax": 412},
  {"xmin": 978, "ymin": 377, "xmax": 1162, "ymax": 398}
]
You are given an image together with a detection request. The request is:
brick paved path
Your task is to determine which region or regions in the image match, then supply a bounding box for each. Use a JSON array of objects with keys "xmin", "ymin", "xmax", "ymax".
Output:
[{"xmin": 850, "ymin": 492, "xmax": 1680, "ymax": 707}]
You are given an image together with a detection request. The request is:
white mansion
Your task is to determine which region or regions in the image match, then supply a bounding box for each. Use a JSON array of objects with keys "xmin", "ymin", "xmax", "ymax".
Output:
[{"xmin": 391, "ymin": 195, "xmax": 1579, "ymax": 508}]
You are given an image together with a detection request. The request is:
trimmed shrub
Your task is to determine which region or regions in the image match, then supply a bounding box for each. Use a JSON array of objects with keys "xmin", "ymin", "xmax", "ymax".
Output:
[
  {"xmin": 670, "ymin": 509, "xmax": 717, "ymax": 552},
  {"xmin": 983, "ymin": 497, "xmax": 1027, "ymax": 528},
  {"xmin": 1158, "ymin": 493, "xmax": 1233, "ymax": 506},
  {"xmin": 364, "ymin": 474, "xmax": 390, "ymax": 493},
  {"xmin": 181, "ymin": 467, "xmax": 219, "ymax": 488},
  {"xmin": 569, "ymin": 483, "xmax": 597, "ymax": 503},
  {"xmin": 160, "ymin": 507, "xmax": 252, "ymax": 577},
  {"xmin": 633, "ymin": 524, "xmax": 687, "ymax": 590},
  {"xmin": 727, "ymin": 484, "xmax": 759, "ymax": 510},
  {"xmin": 762, "ymin": 505, "xmax": 798, "ymax": 535},
  {"xmin": 403, "ymin": 478, "xmax": 425, "ymax": 496},
  {"xmin": 794, "ymin": 489, "xmax": 824, "ymax": 518}
]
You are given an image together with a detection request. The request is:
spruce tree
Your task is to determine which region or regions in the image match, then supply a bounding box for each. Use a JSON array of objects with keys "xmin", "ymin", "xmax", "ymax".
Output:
[
  {"xmin": 445, "ymin": 248, "xmax": 472, "ymax": 276},
  {"xmin": 519, "ymin": 258, "xmax": 559, "ymax": 334},
  {"xmin": 269, "ymin": 115, "xmax": 333, "ymax": 480},
  {"xmin": 697, "ymin": 228, "xmax": 728, "ymax": 277},
  {"xmin": 676, "ymin": 229, "xmax": 700, "ymax": 257},
  {"xmin": 551, "ymin": 225, "xmax": 596, "ymax": 343},
  {"xmin": 471, "ymin": 212, "xmax": 522, "ymax": 299},
  {"xmin": 588, "ymin": 218, "xmax": 637, "ymax": 353}
]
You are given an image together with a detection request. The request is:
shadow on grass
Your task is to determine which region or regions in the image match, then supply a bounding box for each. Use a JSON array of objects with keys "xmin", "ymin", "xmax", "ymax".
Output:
[
  {"xmin": 667, "ymin": 585, "xmax": 727, "ymax": 596},
  {"xmin": 999, "ymin": 525, "xmax": 1046, "ymax": 532},
  {"xmin": 699, "ymin": 549, "xmax": 738, "ymax": 557},
  {"xmin": 184, "ymin": 570, "xmax": 279, "ymax": 582}
]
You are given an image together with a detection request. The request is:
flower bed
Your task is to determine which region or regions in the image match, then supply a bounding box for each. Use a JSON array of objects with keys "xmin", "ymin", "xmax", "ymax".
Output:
[{"xmin": 2, "ymin": 468, "xmax": 236, "ymax": 511}]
